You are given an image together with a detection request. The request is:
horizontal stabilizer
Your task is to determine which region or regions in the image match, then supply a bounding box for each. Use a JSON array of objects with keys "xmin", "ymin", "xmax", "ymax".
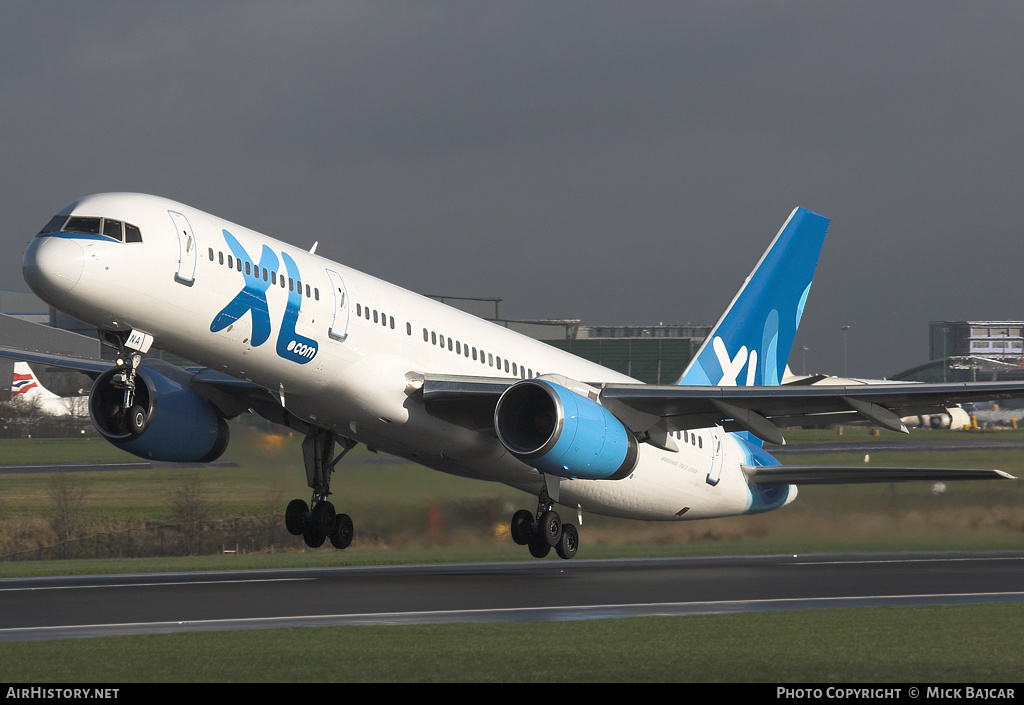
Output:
[{"xmin": 743, "ymin": 465, "xmax": 1015, "ymax": 485}]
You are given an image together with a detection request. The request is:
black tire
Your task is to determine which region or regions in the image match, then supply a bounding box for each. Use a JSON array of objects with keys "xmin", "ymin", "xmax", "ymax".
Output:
[
  {"xmin": 285, "ymin": 499, "xmax": 309, "ymax": 536},
  {"xmin": 303, "ymin": 528, "xmax": 326, "ymax": 548},
  {"xmin": 311, "ymin": 501, "xmax": 336, "ymax": 537},
  {"xmin": 555, "ymin": 522, "xmax": 578, "ymax": 560},
  {"xmin": 127, "ymin": 405, "xmax": 148, "ymax": 435},
  {"xmin": 510, "ymin": 509, "xmax": 533, "ymax": 546},
  {"xmin": 330, "ymin": 513, "xmax": 354, "ymax": 549},
  {"xmin": 528, "ymin": 533, "xmax": 551, "ymax": 558},
  {"xmin": 539, "ymin": 510, "xmax": 561, "ymax": 547}
]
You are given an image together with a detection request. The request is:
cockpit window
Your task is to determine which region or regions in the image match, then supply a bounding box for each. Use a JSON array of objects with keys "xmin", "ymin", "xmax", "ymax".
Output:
[
  {"xmin": 63, "ymin": 216, "xmax": 102, "ymax": 235},
  {"xmin": 38, "ymin": 215, "xmax": 68, "ymax": 234},
  {"xmin": 37, "ymin": 214, "xmax": 144, "ymax": 243},
  {"xmin": 102, "ymin": 219, "xmax": 124, "ymax": 242}
]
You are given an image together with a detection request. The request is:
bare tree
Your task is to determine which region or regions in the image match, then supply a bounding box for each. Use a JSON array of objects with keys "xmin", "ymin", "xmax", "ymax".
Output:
[
  {"xmin": 0, "ymin": 396, "xmax": 44, "ymax": 438},
  {"xmin": 169, "ymin": 470, "xmax": 212, "ymax": 555},
  {"xmin": 46, "ymin": 471, "xmax": 89, "ymax": 543},
  {"xmin": 60, "ymin": 393, "xmax": 89, "ymax": 421}
]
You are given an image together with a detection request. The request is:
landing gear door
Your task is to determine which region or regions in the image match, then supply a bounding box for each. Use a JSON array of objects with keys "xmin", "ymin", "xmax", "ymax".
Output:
[
  {"xmin": 169, "ymin": 210, "xmax": 197, "ymax": 286},
  {"xmin": 325, "ymin": 269, "xmax": 350, "ymax": 342}
]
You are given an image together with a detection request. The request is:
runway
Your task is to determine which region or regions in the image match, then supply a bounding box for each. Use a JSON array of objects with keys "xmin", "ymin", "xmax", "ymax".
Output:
[{"xmin": 1, "ymin": 551, "xmax": 1022, "ymax": 641}]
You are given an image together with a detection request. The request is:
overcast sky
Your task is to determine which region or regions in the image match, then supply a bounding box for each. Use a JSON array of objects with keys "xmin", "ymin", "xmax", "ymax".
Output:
[{"xmin": 2, "ymin": 2, "xmax": 1022, "ymax": 379}]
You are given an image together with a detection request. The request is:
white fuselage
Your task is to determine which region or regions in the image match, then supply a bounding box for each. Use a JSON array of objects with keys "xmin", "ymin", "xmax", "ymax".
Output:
[{"xmin": 23, "ymin": 193, "xmax": 784, "ymax": 521}]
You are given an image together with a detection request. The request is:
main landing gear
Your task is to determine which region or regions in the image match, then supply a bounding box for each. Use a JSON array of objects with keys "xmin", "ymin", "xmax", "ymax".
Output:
[
  {"xmin": 509, "ymin": 486, "xmax": 579, "ymax": 560},
  {"xmin": 284, "ymin": 427, "xmax": 357, "ymax": 549}
]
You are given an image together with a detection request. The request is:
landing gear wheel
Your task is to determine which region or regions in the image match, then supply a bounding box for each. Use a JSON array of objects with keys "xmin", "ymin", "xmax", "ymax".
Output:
[
  {"xmin": 528, "ymin": 533, "xmax": 551, "ymax": 558},
  {"xmin": 510, "ymin": 509, "xmax": 534, "ymax": 546},
  {"xmin": 127, "ymin": 405, "xmax": 148, "ymax": 435},
  {"xmin": 303, "ymin": 528, "xmax": 326, "ymax": 548},
  {"xmin": 555, "ymin": 523, "xmax": 578, "ymax": 560},
  {"xmin": 330, "ymin": 513, "xmax": 354, "ymax": 549},
  {"xmin": 285, "ymin": 499, "xmax": 309, "ymax": 536},
  {"xmin": 311, "ymin": 501, "xmax": 336, "ymax": 537},
  {"xmin": 539, "ymin": 510, "xmax": 562, "ymax": 547}
]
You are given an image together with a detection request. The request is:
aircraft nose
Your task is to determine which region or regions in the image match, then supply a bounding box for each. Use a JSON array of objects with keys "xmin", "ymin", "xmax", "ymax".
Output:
[{"xmin": 22, "ymin": 235, "xmax": 85, "ymax": 300}]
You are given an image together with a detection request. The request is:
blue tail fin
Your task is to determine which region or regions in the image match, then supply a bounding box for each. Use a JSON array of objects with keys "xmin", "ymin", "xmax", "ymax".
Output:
[{"xmin": 677, "ymin": 207, "xmax": 829, "ymax": 387}]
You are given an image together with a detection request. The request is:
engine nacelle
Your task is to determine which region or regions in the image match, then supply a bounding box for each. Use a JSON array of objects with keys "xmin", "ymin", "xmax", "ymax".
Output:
[
  {"xmin": 89, "ymin": 362, "xmax": 229, "ymax": 462},
  {"xmin": 494, "ymin": 379, "xmax": 638, "ymax": 480}
]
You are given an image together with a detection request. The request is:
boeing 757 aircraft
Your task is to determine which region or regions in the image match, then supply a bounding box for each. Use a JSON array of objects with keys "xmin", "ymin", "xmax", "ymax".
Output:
[{"xmin": 2, "ymin": 193, "xmax": 1021, "ymax": 558}]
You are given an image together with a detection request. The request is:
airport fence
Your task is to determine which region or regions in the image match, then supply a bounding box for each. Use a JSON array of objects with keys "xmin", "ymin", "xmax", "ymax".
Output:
[{"xmin": 0, "ymin": 514, "xmax": 293, "ymax": 561}]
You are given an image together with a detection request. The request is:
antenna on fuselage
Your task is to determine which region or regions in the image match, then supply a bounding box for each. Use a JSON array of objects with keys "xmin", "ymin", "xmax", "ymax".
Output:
[{"xmin": 309, "ymin": 241, "xmax": 318, "ymax": 254}]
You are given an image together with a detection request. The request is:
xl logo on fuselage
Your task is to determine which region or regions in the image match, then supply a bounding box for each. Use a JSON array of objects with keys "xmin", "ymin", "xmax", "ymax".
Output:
[{"xmin": 210, "ymin": 229, "xmax": 319, "ymax": 365}]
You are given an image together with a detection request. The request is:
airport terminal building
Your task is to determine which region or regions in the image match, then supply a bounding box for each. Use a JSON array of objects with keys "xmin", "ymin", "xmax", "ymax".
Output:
[{"xmin": 10, "ymin": 288, "xmax": 1024, "ymax": 389}]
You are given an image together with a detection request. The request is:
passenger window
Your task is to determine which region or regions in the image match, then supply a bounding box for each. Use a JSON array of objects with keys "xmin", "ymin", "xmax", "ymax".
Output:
[
  {"xmin": 356, "ymin": 304, "xmax": 362, "ymax": 317},
  {"xmin": 245, "ymin": 262, "xmax": 251, "ymax": 276},
  {"xmin": 124, "ymin": 223, "xmax": 143, "ymax": 243},
  {"xmin": 208, "ymin": 248, "xmax": 214, "ymax": 261},
  {"xmin": 407, "ymin": 322, "xmax": 412, "ymax": 336},
  {"xmin": 262, "ymin": 268, "xmax": 269, "ymax": 282},
  {"xmin": 305, "ymin": 284, "xmax": 310, "ymax": 298},
  {"xmin": 315, "ymin": 288, "xmax": 320, "ymax": 301},
  {"xmin": 218, "ymin": 252, "xmax": 224, "ymax": 265},
  {"xmin": 227, "ymin": 255, "xmax": 234, "ymax": 269}
]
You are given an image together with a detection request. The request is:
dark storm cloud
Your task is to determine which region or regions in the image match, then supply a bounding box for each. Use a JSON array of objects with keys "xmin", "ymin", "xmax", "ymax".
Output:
[{"xmin": 2, "ymin": 2, "xmax": 1023, "ymax": 378}]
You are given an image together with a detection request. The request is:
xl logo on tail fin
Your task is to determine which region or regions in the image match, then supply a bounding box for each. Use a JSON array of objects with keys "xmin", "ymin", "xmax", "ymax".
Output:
[{"xmin": 713, "ymin": 337, "xmax": 757, "ymax": 386}]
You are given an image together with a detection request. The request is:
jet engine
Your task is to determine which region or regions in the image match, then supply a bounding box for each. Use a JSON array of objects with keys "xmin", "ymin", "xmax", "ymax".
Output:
[
  {"xmin": 88, "ymin": 362, "xmax": 229, "ymax": 462},
  {"xmin": 494, "ymin": 379, "xmax": 638, "ymax": 480}
]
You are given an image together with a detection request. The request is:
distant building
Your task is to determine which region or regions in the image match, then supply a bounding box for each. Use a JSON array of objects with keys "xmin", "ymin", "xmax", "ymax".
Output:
[
  {"xmin": 893, "ymin": 321, "xmax": 1024, "ymax": 383},
  {"xmin": 429, "ymin": 295, "xmax": 709, "ymax": 384}
]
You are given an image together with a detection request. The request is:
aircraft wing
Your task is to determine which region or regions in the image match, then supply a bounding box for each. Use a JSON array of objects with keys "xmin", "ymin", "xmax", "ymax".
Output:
[
  {"xmin": 0, "ymin": 345, "xmax": 112, "ymax": 377},
  {"xmin": 600, "ymin": 381, "xmax": 1024, "ymax": 444},
  {"xmin": 0, "ymin": 345, "xmax": 307, "ymax": 431},
  {"xmin": 419, "ymin": 374, "xmax": 1024, "ymax": 445},
  {"xmin": 743, "ymin": 465, "xmax": 1015, "ymax": 484}
]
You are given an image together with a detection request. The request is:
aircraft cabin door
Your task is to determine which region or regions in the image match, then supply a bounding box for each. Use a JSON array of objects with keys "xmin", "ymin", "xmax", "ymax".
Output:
[
  {"xmin": 706, "ymin": 430, "xmax": 724, "ymax": 486},
  {"xmin": 169, "ymin": 210, "xmax": 197, "ymax": 286},
  {"xmin": 325, "ymin": 269, "xmax": 350, "ymax": 342}
]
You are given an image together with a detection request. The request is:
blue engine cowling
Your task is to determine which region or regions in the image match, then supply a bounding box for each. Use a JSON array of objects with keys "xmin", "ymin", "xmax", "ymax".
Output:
[
  {"xmin": 494, "ymin": 379, "xmax": 638, "ymax": 480},
  {"xmin": 88, "ymin": 362, "xmax": 229, "ymax": 462}
]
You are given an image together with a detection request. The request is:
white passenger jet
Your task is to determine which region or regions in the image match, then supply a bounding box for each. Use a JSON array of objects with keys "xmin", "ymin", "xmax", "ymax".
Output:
[{"xmin": 2, "ymin": 193, "xmax": 1020, "ymax": 558}]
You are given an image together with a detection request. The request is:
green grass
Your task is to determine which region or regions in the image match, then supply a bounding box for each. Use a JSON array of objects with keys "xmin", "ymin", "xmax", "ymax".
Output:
[
  {"xmin": 0, "ymin": 604, "xmax": 1020, "ymax": 682},
  {"xmin": 1, "ymin": 431, "xmax": 1023, "ymax": 682}
]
